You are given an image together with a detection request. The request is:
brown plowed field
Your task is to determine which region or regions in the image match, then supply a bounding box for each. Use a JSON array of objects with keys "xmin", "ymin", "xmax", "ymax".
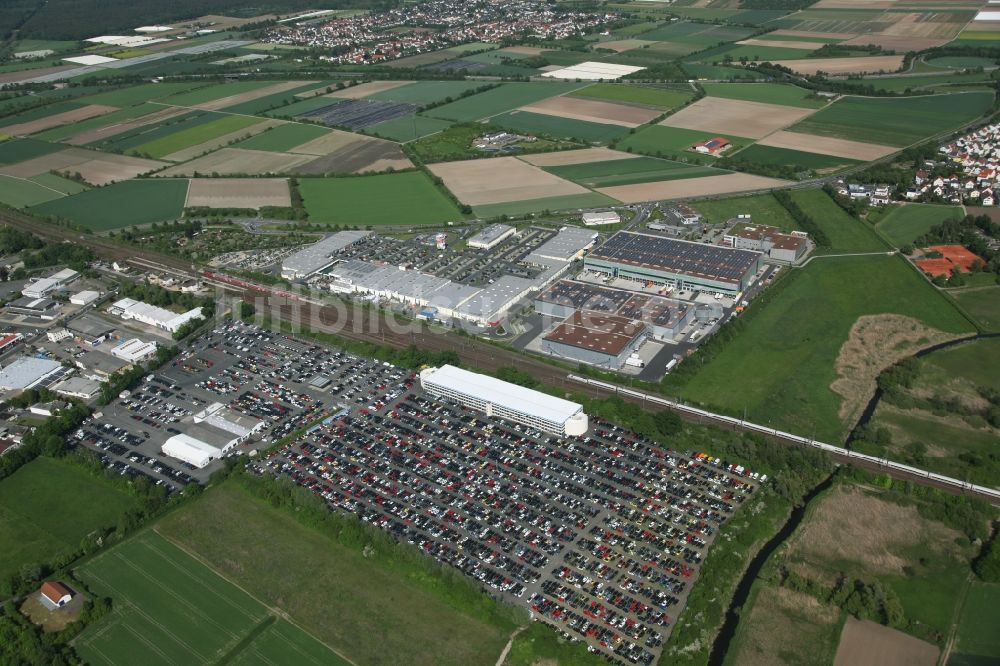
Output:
[
  {"xmin": 0, "ymin": 148, "xmax": 166, "ymax": 185},
  {"xmin": 772, "ymin": 55, "xmax": 905, "ymax": 75},
  {"xmin": 0, "ymin": 105, "xmax": 117, "ymax": 136},
  {"xmin": 833, "ymin": 618, "xmax": 938, "ymax": 666},
  {"xmin": 191, "ymin": 81, "xmax": 312, "ymax": 111},
  {"xmin": 428, "ymin": 156, "xmax": 588, "ymax": 205},
  {"xmin": 295, "ymin": 139, "xmax": 412, "ymax": 174},
  {"xmin": 594, "ymin": 39, "xmax": 655, "ymax": 53},
  {"xmin": 758, "ymin": 130, "xmax": 898, "ymax": 160},
  {"xmin": 185, "ymin": 178, "xmax": 290, "ymax": 208},
  {"xmin": 520, "ymin": 96, "xmax": 660, "ymax": 127},
  {"xmin": 597, "ymin": 173, "xmax": 790, "ymax": 203},
  {"xmin": 325, "ymin": 81, "xmax": 413, "ymax": 99},
  {"xmin": 519, "ymin": 148, "xmax": 641, "ymax": 167},
  {"xmin": 660, "ymin": 97, "xmax": 815, "ymax": 139},
  {"xmin": 157, "ymin": 148, "xmax": 314, "ymax": 177},
  {"xmin": 287, "ymin": 130, "xmax": 362, "ymax": 156},
  {"xmin": 737, "ymin": 38, "xmax": 827, "ymax": 49},
  {"xmin": 771, "ymin": 29, "xmax": 856, "ymax": 39}
]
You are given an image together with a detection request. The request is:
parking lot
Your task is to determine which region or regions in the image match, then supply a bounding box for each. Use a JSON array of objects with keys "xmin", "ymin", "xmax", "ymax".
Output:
[
  {"xmin": 69, "ymin": 321, "xmax": 411, "ymax": 492},
  {"xmin": 250, "ymin": 370, "xmax": 760, "ymax": 665}
]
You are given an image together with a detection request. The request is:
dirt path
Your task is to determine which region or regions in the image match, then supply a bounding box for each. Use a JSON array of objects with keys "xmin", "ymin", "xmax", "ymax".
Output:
[
  {"xmin": 495, "ymin": 625, "xmax": 528, "ymax": 666},
  {"xmin": 939, "ymin": 574, "xmax": 973, "ymax": 666}
]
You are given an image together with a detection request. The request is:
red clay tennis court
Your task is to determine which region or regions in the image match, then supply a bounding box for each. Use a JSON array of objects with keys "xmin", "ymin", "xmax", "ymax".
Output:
[{"xmin": 914, "ymin": 245, "xmax": 984, "ymax": 277}]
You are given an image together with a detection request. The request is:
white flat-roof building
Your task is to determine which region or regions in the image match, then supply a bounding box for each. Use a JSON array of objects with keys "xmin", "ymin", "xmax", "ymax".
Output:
[
  {"xmin": 420, "ymin": 365, "xmax": 588, "ymax": 437},
  {"xmin": 582, "ymin": 211, "xmax": 620, "ymax": 226},
  {"xmin": 280, "ymin": 230, "xmax": 372, "ymax": 280},
  {"xmin": 468, "ymin": 224, "xmax": 516, "ymax": 250},
  {"xmin": 110, "ymin": 338, "xmax": 158, "ymax": 364},
  {"xmin": 53, "ymin": 376, "xmax": 102, "ymax": 400},
  {"xmin": 70, "ymin": 290, "xmax": 100, "ymax": 306},
  {"xmin": 22, "ymin": 268, "xmax": 80, "ymax": 299},
  {"xmin": 162, "ymin": 433, "xmax": 225, "ymax": 469},
  {"xmin": 111, "ymin": 298, "xmax": 203, "ymax": 334},
  {"xmin": 0, "ymin": 357, "xmax": 64, "ymax": 391}
]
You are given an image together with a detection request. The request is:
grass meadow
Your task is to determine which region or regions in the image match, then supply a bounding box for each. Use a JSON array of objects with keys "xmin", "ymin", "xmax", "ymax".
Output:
[
  {"xmin": 691, "ymin": 193, "xmax": 800, "ymax": 229},
  {"xmin": 701, "ymin": 82, "xmax": 828, "ymax": 109},
  {"xmin": 729, "ymin": 144, "xmax": 859, "ymax": 171},
  {"xmin": 787, "ymin": 189, "xmax": 887, "ymax": 252},
  {"xmin": 545, "ymin": 156, "xmax": 723, "ymax": 188},
  {"xmin": 299, "ymin": 171, "xmax": 464, "ymax": 226},
  {"xmin": 876, "ymin": 203, "xmax": 963, "ymax": 247},
  {"xmin": 949, "ymin": 582, "xmax": 1000, "ymax": 666},
  {"xmin": 0, "ymin": 457, "xmax": 137, "ymax": 584},
  {"xmin": 952, "ymin": 285, "xmax": 1000, "ymax": 332},
  {"xmin": 33, "ymin": 179, "xmax": 188, "ymax": 230}
]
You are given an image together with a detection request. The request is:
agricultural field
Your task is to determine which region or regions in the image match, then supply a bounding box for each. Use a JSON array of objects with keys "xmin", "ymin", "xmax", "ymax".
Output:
[
  {"xmin": 691, "ymin": 193, "xmax": 800, "ymax": 230},
  {"xmin": 299, "ymin": 171, "xmax": 463, "ymax": 226},
  {"xmin": 788, "ymin": 92, "xmax": 995, "ymax": 147},
  {"xmin": 700, "ymin": 82, "xmax": 828, "ymax": 109},
  {"xmin": 0, "ymin": 147, "xmax": 167, "ymax": 186},
  {"xmin": 489, "ymin": 110, "xmax": 629, "ymax": 144},
  {"xmin": 33, "ymin": 103, "xmax": 172, "ymax": 143},
  {"xmin": 153, "ymin": 482, "xmax": 512, "ymax": 666},
  {"xmin": 660, "ymin": 97, "xmax": 816, "ymax": 140},
  {"xmin": 33, "ymin": 178, "xmax": 188, "ymax": 230},
  {"xmin": 617, "ymin": 125, "xmax": 754, "ymax": 164},
  {"xmin": 690, "ymin": 43, "xmax": 817, "ymax": 63},
  {"xmin": 79, "ymin": 82, "xmax": 212, "ymax": 108},
  {"xmin": 544, "ymin": 156, "xmax": 724, "ymax": 188},
  {"xmin": 232, "ymin": 123, "xmax": 330, "ymax": 152},
  {"xmin": 728, "ymin": 144, "xmax": 860, "ymax": 172},
  {"xmin": 770, "ymin": 55, "xmax": 906, "ymax": 77},
  {"xmin": 0, "ymin": 175, "xmax": 72, "ymax": 207},
  {"xmin": 367, "ymin": 81, "xmax": 488, "ymax": 105},
  {"xmin": 949, "ymin": 582, "xmax": 1000, "ymax": 666},
  {"xmin": 0, "ymin": 457, "xmax": 137, "ymax": 585},
  {"xmin": 76, "ymin": 531, "xmax": 349, "ymax": 666},
  {"xmin": 128, "ymin": 114, "xmax": 264, "ymax": 160},
  {"xmin": 876, "ymin": 204, "xmax": 964, "ymax": 247},
  {"xmin": 0, "ymin": 138, "xmax": 62, "ymax": 164},
  {"xmin": 755, "ymin": 131, "xmax": 898, "ymax": 161},
  {"xmin": 670, "ymin": 254, "xmax": 974, "ymax": 442},
  {"xmin": 368, "ymin": 114, "xmax": 454, "ymax": 142},
  {"xmin": 429, "ymin": 156, "xmax": 589, "ymax": 207},
  {"xmin": 595, "ymin": 172, "xmax": 789, "ymax": 204},
  {"xmin": 185, "ymin": 178, "xmax": 290, "ymax": 209},
  {"xmin": 425, "ymin": 82, "xmax": 585, "ymax": 122},
  {"xmin": 952, "ymin": 285, "xmax": 1000, "ymax": 332},
  {"xmin": 471, "ymin": 192, "xmax": 618, "ymax": 219},
  {"xmin": 568, "ymin": 83, "xmax": 693, "ymax": 110},
  {"xmin": 157, "ymin": 80, "xmax": 291, "ymax": 108},
  {"xmin": 787, "ymin": 189, "xmax": 887, "ymax": 252}
]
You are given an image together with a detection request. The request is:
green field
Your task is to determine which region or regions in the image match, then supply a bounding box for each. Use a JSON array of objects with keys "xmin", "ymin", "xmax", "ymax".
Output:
[
  {"xmin": 788, "ymin": 92, "xmax": 995, "ymax": 147},
  {"xmin": 369, "ymin": 114, "xmax": 454, "ymax": 142},
  {"xmin": 953, "ymin": 285, "xmax": 1000, "ymax": 331},
  {"xmin": 949, "ymin": 582, "xmax": 1000, "ymax": 666},
  {"xmin": 691, "ymin": 43, "xmax": 815, "ymax": 63},
  {"xmin": 925, "ymin": 337, "xmax": 1000, "ymax": 391},
  {"xmin": 157, "ymin": 81, "xmax": 278, "ymax": 107},
  {"xmin": 369, "ymin": 81, "xmax": 488, "ymax": 106},
  {"xmin": 0, "ymin": 137, "xmax": 63, "ymax": 164},
  {"xmin": 154, "ymin": 482, "xmax": 511, "ymax": 666},
  {"xmin": 473, "ymin": 192, "xmax": 617, "ymax": 219},
  {"xmin": 546, "ymin": 156, "xmax": 724, "ymax": 187},
  {"xmin": 76, "ymin": 531, "xmax": 348, "ymax": 666},
  {"xmin": 702, "ymin": 83, "xmax": 827, "ymax": 109},
  {"xmin": 33, "ymin": 103, "xmax": 166, "ymax": 142},
  {"xmin": 300, "ymin": 171, "xmax": 464, "ymax": 226},
  {"xmin": 33, "ymin": 179, "xmax": 188, "ymax": 230},
  {"xmin": 130, "ymin": 114, "xmax": 264, "ymax": 159},
  {"xmin": 729, "ymin": 144, "xmax": 859, "ymax": 172},
  {"xmin": 851, "ymin": 72, "xmax": 993, "ymax": 94},
  {"xmin": 80, "ymin": 82, "xmax": 211, "ymax": 108},
  {"xmin": 691, "ymin": 193, "xmax": 800, "ymax": 229},
  {"xmin": 787, "ymin": 189, "xmax": 887, "ymax": 252},
  {"xmin": 29, "ymin": 172, "xmax": 88, "ymax": 195},
  {"xmin": 877, "ymin": 203, "xmax": 964, "ymax": 247},
  {"xmin": 426, "ymin": 82, "xmax": 585, "ymax": 122},
  {"xmin": 673, "ymin": 255, "xmax": 974, "ymax": 441},
  {"xmin": 234, "ymin": 123, "xmax": 329, "ymax": 152},
  {"xmin": 0, "ymin": 457, "xmax": 137, "ymax": 584},
  {"xmin": 265, "ymin": 95, "xmax": 342, "ymax": 118},
  {"xmin": 0, "ymin": 175, "xmax": 67, "ymax": 207},
  {"xmin": 85, "ymin": 110, "xmax": 210, "ymax": 153},
  {"xmin": 490, "ymin": 110, "xmax": 628, "ymax": 144},
  {"xmin": 618, "ymin": 125, "xmax": 754, "ymax": 164},
  {"xmin": 926, "ymin": 56, "xmax": 997, "ymax": 70},
  {"xmin": 570, "ymin": 83, "xmax": 692, "ymax": 110}
]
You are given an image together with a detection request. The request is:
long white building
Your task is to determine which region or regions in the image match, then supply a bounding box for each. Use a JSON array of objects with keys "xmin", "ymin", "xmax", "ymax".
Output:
[
  {"xmin": 111, "ymin": 298, "xmax": 204, "ymax": 334},
  {"xmin": 419, "ymin": 365, "xmax": 588, "ymax": 437}
]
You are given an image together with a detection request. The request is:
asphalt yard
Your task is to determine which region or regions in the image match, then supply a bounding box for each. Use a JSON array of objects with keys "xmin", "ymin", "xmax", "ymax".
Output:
[{"xmin": 252, "ymin": 383, "xmax": 759, "ymax": 665}]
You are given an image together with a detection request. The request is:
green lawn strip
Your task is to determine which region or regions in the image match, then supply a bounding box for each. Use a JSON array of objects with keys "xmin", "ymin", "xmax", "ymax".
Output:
[
  {"xmin": 546, "ymin": 156, "xmax": 724, "ymax": 188},
  {"xmin": 727, "ymin": 144, "xmax": 860, "ymax": 171},
  {"xmin": 952, "ymin": 285, "xmax": 1000, "ymax": 332},
  {"xmin": 787, "ymin": 189, "xmax": 887, "ymax": 252},
  {"xmin": 0, "ymin": 175, "xmax": 66, "ymax": 207},
  {"xmin": 876, "ymin": 203, "xmax": 964, "ymax": 247},
  {"xmin": 569, "ymin": 83, "xmax": 693, "ymax": 110},
  {"xmin": 425, "ymin": 82, "xmax": 586, "ymax": 122},
  {"xmin": 0, "ymin": 137, "xmax": 63, "ymax": 164},
  {"xmin": 33, "ymin": 103, "xmax": 165, "ymax": 142},
  {"xmin": 674, "ymin": 255, "xmax": 974, "ymax": 442},
  {"xmin": 702, "ymin": 82, "xmax": 827, "ymax": 108},
  {"xmin": 473, "ymin": 191, "xmax": 618, "ymax": 218},
  {"xmin": 129, "ymin": 114, "xmax": 264, "ymax": 159},
  {"xmin": 79, "ymin": 82, "xmax": 212, "ymax": 108},
  {"xmin": 234, "ymin": 123, "xmax": 330, "ymax": 152},
  {"xmin": 299, "ymin": 171, "xmax": 464, "ymax": 225},
  {"xmin": 368, "ymin": 81, "xmax": 488, "ymax": 106},
  {"xmin": 0, "ymin": 456, "xmax": 138, "ymax": 583},
  {"xmin": 368, "ymin": 114, "xmax": 454, "ymax": 142},
  {"xmin": 32, "ymin": 179, "xmax": 188, "ymax": 230},
  {"xmin": 617, "ymin": 125, "xmax": 755, "ymax": 164},
  {"xmin": 489, "ymin": 111, "xmax": 628, "ymax": 144},
  {"xmin": 155, "ymin": 481, "xmax": 511, "ymax": 666},
  {"xmin": 692, "ymin": 193, "xmax": 801, "ymax": 230},
  {"xmin": 787, "ymin": 92, "xmax": 995, "ymax": 147}
]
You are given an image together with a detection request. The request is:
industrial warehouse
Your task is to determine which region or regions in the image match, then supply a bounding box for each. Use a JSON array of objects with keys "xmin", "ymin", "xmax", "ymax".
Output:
[
  {"xmin": 542, "ymin": 310, "xmax": 649, "ymax": 368},
  {"xmin": 585, "ymin": 232, "xmax": 762, "ymax": 295},
  {"xmin": 419, "ymin": 364, "xmax": 589, "ymax": 436}
]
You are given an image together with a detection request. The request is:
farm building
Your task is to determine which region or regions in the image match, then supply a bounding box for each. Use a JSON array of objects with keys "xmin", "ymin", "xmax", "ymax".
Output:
[
  {"xmin": 542, "ymin": 310, "xmax": 649, "ymax": 368},
  {"xmin": 722, "ymin": 223, "xmax": 808, "ymax": 262},
  {"xmin": 693, "ymin": 137, "xmax": 730, "ymax": 155},
  {"xmin": 420, "ymin": 364, "xmax": 588, "ymax": 437},
  {"xmin": 110, "ymin": 298, "xmax": 203, "ymax": 334},
  {"xmin": 582, "ymin": 211, "xmax": 620, "ymax": 226},
  {"xmin": 468, "ymin": 224, "xmax": 516, "ymax": 250},
  {"xmin": 585, "ymin": 232, "xmax": 762, "ymax": 295},
  {"xmin": 110, "ymin": 338, "xmax": 158, "ymax": 364},
  {"xmin": 39, "ymin": 581, "xmax": 73, "ymax": 609},
  {"xmin": 280, "ymin": 230, "xmax": 373, "ymax": 279}
]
